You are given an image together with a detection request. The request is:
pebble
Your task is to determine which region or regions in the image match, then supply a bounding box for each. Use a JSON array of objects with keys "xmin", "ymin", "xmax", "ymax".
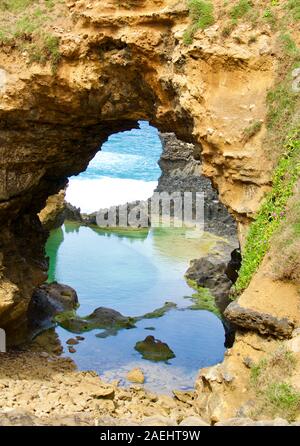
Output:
[{"xmin": 66, "ymin": 338, "xmax": 79, "ymax": 345}]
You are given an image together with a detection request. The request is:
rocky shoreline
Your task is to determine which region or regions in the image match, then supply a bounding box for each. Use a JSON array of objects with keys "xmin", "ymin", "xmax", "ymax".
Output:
[{"xmin": 0, "ymin": 346, "xmax": 299, "ymax": 426}]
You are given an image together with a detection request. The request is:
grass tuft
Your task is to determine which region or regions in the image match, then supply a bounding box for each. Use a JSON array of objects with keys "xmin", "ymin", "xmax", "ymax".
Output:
[
  {"xmin": 230, "ymin": 0, "xmax": 253, "ymax": 23},
  {"xmin": 250, "ymin": 347, "xmax": 300, "ymax": 421},
  {"xmin": 0, "ymin": 0, "xmax": 64, "ymax": 69},
  {"xmin": 242, "ymin": 121, "xmax": 262, "ymax": 141},
  {"xmin": 183, "ymin": 0, "xmax": 214, "ymax": 45}
]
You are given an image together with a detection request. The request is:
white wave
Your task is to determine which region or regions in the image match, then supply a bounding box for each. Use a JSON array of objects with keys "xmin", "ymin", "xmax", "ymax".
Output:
[
  {"xmin": 66, "ymin": 177, "xmax": 158, "ymax": 213},
  {"xmin": 88, "ymin": 151, "xmax": 143, "ymax": 170}
]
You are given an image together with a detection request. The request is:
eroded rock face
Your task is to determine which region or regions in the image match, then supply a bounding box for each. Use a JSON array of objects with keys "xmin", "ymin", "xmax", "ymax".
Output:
[
  {"xmin": 224, "ymin": 301, "xmax": 295, "ymax": 339},
  {"xmin": 156, "ymin": 133, "xmax": 236, "ymax": 237},
  {"xmin": 27, "ymin": 283, "xmax": 79, "ymax": 336},
  {"xmin": 0, "ymin": 2, "xmax": 275, "ymax": 336},
  {"xmin": 38, "ymin": 189, "xmax": 67, "ymax": 231}
]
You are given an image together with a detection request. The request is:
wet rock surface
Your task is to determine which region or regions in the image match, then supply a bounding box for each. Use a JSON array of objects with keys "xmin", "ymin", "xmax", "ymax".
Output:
[
  {"xmin": 126, "ymin": 368, "xmax": 145, "ymax": 384},
  {"xmin": 185, "ymin": 256, "xmax": 232, "ymax": 313},
  {"xmin": 156, "ymin": 133, "xmax": 237, "ymax": 238},
  {"xmin": 135, "ymin": 336, "xmax": 176, "ymax": 362},
  {"xmin": 54, "ymin": 300, "xmax": 176, "ymax": 337},
  {"xmin": 55, "ymin": 307, "xmax": 136, "ymax": 334},
  {"xmin": 28, "ymin": 283, "xmax": 79, "ymax": 336}
]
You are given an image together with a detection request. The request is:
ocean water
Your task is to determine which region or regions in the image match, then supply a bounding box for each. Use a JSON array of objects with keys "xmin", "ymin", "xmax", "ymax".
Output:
[
  {"xmin": 45, "ymin": 121, "xmax": 226, "ymax": 393},
  {"xmin": 66, "ymin": 121, "xmax": 161, "ymax": 213}
]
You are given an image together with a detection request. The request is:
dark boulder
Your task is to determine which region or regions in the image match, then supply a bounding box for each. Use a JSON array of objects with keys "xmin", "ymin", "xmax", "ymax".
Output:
[
  {"xmin": 135, "ymin": 335, "xmax": 175, "ymax": 361},
  {"xmin": 28, "ymin": 283, "xmax": 79, "ymax": 336}
]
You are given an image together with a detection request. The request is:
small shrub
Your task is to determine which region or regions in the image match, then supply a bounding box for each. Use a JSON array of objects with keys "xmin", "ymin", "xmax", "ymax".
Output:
[
  {"xmin": 183, "ymin": 0, "xmax": 214, "ymax": 44},
  {"xmin": 248, "ymin": 34, "xmax": 257, "ymax": 44},
  {"xmin": 242, "ymin": 121, "xmax": 262, "ymax": 141},
  {"xmin": 263, "ymin": 8, "xmax": 277, "ymax": 28},
  {"xmin": 266, "ymin": 382, "xmax": 300, "ymax": 421},
  {"xmin": 280, "ymin": 33, "xmax": 300, "ymax": 57},
  {"xmin": 250, "ymin": 347, "xmax": 300, "ymax": 421},
  {"xmin": 222, "ymin": 24, "xmax": 234, "ymax": 38},
  {"xmin": 286, "ymin": 0, "xmax": 300, "ymax": 21},
  {"xmin": 188, "ymin": 0, "xmax": 214, "ymax": 29},
  {"xmin": 230, "ymin": 0, "xmax": 252, "ymax": 22}
]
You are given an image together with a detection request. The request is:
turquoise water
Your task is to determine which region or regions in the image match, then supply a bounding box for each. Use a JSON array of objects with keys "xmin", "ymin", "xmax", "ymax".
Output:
[
  {"xmin": 45, "ymin": 121, "xmax": 226, "ymax": 393},
  {"xmin": 66, "ymin": 121, "xmax": 161, "ymax": 213},
  {"xmin": 78, "ymin": 121, "xmax": 162, "ymax": 181},
  {"xmin": 46, "ymin": 224, "xmax": 226, "ymax": 393}
]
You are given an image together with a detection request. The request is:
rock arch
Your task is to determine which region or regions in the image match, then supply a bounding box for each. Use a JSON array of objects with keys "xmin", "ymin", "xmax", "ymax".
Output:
[{"xmin": 0, "ymin": 0, "xmax": 275, "ymax": 335}]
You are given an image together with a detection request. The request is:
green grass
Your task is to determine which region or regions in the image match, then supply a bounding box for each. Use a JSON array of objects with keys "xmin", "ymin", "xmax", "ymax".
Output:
[
  {"xmin": 183, "ymin": 0, "xmax": 214, "ymax": 44},
  {"xmin": 250, "ymin": 347, "xmax": 300, "ymax": 421},
  {"xmin": 266, "ymin": 382, "xmax": 300, "ymax": 420},
  {"xmin": 0, "ymin": 0, "xmax": 63, "ymax": 69},
  {"xmin": 234, "ymin": 129, "xmax": 300, "ymax": 294},
  {"xmin": 0, "ymin": 0, "xmax": 38, "ymax": 11},
  {"xmin": 268, "ymin": 182, "xmax": 300, "ymax": 283},
  {"xmin": 286, "ymin": 0, "xmax": 300, "ymax": 21},
  {"xmin": 243, "ymin": 121, "xmax": 262, "ymax": 141},
  {"xmin": 230, "ymin": 0, "xmax": 253, "ymax": 23},
  {"xmin": 280, "ymin": 33, "xmax": 300, "ymax": 57},
  {"xmin": 262, "ymin": 8, "xmax": 277, "ymax": 28},
  {"xmin": 267, "ymin": 77, "xmax": 299, "ymax": 134}
]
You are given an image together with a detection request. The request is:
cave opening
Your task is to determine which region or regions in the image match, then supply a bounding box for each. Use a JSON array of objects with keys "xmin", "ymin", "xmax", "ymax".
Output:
[{"xmin": 24, "ymin": 120, "xmax": 239, "ymax": 393}]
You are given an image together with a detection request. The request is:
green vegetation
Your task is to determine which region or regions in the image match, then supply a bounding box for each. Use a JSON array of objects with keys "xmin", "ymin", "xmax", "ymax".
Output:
[
  {"xmin": 242, "ymin": 120, "xmax": 262, "ymax": 141},
  {"xmin": 280, "ymin": 33, "xmax": 300, "ymax": 57},
  {"xmin": 268, "ymin": 181, "xmax": 300, "ymax": 283},
  {"xmin": 262, "ymin": 8, "xmax": 277, "ymax": 28},
  {"xmin": 286, "ymin": 0, "xmax": 300, "ymax": 21},
  {"xmin": 250, "ymin": 347, "xmax": 300, "ymax": 421},
  {"xmin": 0, "ymin": 0, "xmax": 38, "ymax": 11},
  {"xmin": 136, "ymin": 302, "xmax": 177, "ymax": 320},
  {"xmin": 0, "ymin": 0, "xmax": 63, "ymax": 70},
  {"xmin": 55, "ymin": 302, "xmax": 177, "ymax": 336},
  {"xmin": 230, "ymin": 0, "xmax": 253, "ymax": 23},
  {"xmin": 185, "ymin": 279, "xmax": 221, "ymax": 317},
  {"xmin": 183, "ymin": 0, "xmax": 214, "ymax": 45},
  {"xmin": 234, "ymin": 19, "xmax": 300, "ymax": 294},
  {"xmin": 235, "ymin": 129, "xmax": 300, "ymax": 293}
]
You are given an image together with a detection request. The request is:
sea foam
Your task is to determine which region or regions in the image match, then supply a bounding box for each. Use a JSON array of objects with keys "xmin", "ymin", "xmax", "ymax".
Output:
[{"xmin": 66, "ymin": 177, "xmax": 157, "ymax": 213}]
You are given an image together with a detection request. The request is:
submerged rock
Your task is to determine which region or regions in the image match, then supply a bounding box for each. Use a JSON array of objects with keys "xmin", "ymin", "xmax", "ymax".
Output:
[
  {"xmin": 136, "ymin": 302, "xmax": 177, "ymax": 321},
  {"xmin": 55, "ymin": 307, "xmax": 136, "ymax": 334},
  {"xmin": 55, "ymin": 301, "xmax": 177, "ymax": 337},
  {"xmin": 66, "ymin": 338, "xmax": 79, "ymax": 345},
  {"xmin": 126, "ymin": 368, "xmax": 145, "ymax": 384},
  {"xmin": 135, "ymin": 336, "xmax": 175, "ymax": 362}
]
